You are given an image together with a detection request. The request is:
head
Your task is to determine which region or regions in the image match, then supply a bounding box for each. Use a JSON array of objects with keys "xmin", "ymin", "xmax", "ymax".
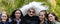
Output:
[
  {"xmin": 27, "ymin": 8, "xmax": 35, "ymax": 17},
  {"xmin": 1, "ymin": 11, "xmax": 9, "ymax": 22},
  {"xmin": 10, "ymin": 9, "xmax": 23, "ymax": 19},
  {"xmin": 48, "ymin": 12, "xmax": 58, "ymax": 22},
  {"xmin": 39, "ymin": 10, "xmax": 47, "ymax": 21}
]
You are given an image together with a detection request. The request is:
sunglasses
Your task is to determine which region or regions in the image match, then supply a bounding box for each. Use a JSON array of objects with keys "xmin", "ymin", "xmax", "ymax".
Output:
[{"xmin": 29, "ymin": 11, "xmax": 35, "ymax": 13}]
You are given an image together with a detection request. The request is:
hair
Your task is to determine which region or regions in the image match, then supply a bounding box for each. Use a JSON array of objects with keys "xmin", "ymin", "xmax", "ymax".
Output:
[
  {"xmin": 10, "ymin": 9, "xmax": 23, "ymax": 19},
  {"xmin": 48, "ymin": 12, "xmax": 58, "ymax": 21}
]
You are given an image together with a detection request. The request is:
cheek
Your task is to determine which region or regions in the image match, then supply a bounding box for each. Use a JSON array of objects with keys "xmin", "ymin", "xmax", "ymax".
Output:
[
  {"xmin": 15, "ymin": 14, "xmax": 21, "ymax": 18},
  {"xmin": 52, "ymin": 17, "xmax": 55, "ymax": 20},
  {"xmin": 48, "ymin": 17, "xmax": 53, "ymax": 21},
  {"xmin": 1, "ymin": 17, "xmax": 4, "ymax": 19},
  {"xmin": 49, "ymin": 17, "xmax": 55, "ymax": 19},
  {"xmin": 5, "ymin": 17, "xmax": 8, "ymax": 19},
  {"xmin": 49, "ymin": 17, "xmax": 51, "ymax": 20},
  {"xmin": 39, "ymin": 16, "xmax": 42, "ymax": 18},
  {"xmin": 15, "ymin": 14, "xmax": 21, "ymax": 16},
  {"xmin": 39, "ymin": 16, "xmax": 44, "ymax": 19}
]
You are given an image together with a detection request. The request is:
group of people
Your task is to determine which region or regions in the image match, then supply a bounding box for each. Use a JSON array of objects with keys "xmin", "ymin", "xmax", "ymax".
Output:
[{"xmin": 0, "ymin": 8, "xmax": 60, "ymax": 24}]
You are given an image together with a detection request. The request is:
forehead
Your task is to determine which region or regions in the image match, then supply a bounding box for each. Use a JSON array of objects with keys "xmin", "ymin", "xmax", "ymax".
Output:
[
  {"xmin": 2, "ymin": 13, "xmax": 7, "ymax": 16},
  {"xmin": 39, "ymin": 12, "xmax": 45, "ymax": 15},
  {"xmin": 15, "ymin": 10, "xmax": 20, "ymax": 13},
  {"xmin": 48, "ymin": 14, "xmax": 53, "ymax": 16}
]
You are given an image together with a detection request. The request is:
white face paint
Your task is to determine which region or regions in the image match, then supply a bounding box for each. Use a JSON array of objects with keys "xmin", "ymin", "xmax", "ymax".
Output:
[{"xmin": 28, "ymin": 9, "xmax": 35, "ymax": 17}]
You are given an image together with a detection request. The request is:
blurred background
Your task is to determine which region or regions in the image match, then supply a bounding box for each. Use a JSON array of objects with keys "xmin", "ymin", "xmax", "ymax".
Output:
[{"xmin": 0, "ymin": 0, "xmax": 60, "ymax": 21}]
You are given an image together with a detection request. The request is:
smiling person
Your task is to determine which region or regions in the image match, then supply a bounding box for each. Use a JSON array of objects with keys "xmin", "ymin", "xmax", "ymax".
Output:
[
  {"xmin": 48, "ymin": 12, "xmax": 60, "ymax": 24},
  {"xmin": 10, "ymin": 9, "xmax": 23, "ymax": 24},
  {"xmin": 38, "ymin": 10, "xmax": 49, "ymax": 24},
  {"xmin": 0, "ymin": 11, "xmax": 10, "ymax": 24},
  {"xmin": 22, "ymin": 8, "xmax": 39, "ymax": 24}
]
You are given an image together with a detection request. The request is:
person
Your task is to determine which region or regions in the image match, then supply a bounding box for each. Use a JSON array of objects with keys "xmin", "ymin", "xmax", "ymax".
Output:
[
  {"xmin": 48, "ymin": 12, "xmax": 60, "ymax": 24},
  {"xmin": 0, "ymin": 11, "xmax": 10, "ymax": 24},
  {"xmin": 10, "ymin": 9, "xmax": 23, "ymax": 24},
  {"xmin": 0, "ymin": 12, "xmax": 2, "ymax": 22},
  {"xmin": 22, "ymin": 8, "xmax": 39, "ymax": 24},
  {"xmin": 0, "ymin": 12, "xmax": 2, "ymax": 18},
  {"xmin": 38, "ymin": 10, "xmax": 49, "ymax": 24}
]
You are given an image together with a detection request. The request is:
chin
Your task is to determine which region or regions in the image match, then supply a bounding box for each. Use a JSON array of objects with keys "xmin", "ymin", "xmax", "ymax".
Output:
[
  {"xmin": 49, "ymin": 20, "xmax": 53, "ymax": 22},
  {"xmin": 29, "ymin": 15, "xmax": 33, "ymax": 17}
]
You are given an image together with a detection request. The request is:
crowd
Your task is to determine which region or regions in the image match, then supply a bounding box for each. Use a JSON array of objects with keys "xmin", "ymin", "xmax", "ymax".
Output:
[{"xmin": 0, "ymin": 8, "xmax": 60, "ymax": 24}]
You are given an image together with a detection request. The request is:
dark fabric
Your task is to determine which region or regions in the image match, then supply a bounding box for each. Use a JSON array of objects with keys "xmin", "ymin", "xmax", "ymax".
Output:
[
  {"xmin": 21, "ymin": 14, "xmax": 39, "ymax": 24},
  {"xmin": 40, "ymin": 19, "xmax": 49, "ymax": 24},
  {"xmin": 0, "ymin": 21, "xmax": 10, "ymax": 24},
  {"xmin": 10, "ymin": 20, "xmax": 21, "ymax": 24},
  {"xmin": 10, "ymin": 18, "xmax": 22, "ymax": 24},
  {"xmin": 42, "ymin": 20, "xmax": 51, "ymax": 24},
  {"xmin": 38, "ymin": 18, "xmax": 49, "ymax": 24}
]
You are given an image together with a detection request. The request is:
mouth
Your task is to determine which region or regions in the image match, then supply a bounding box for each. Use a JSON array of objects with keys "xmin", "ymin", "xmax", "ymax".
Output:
[{"xmin": 30, "ymin": 14, "xmax": 33, "ymax": 15}]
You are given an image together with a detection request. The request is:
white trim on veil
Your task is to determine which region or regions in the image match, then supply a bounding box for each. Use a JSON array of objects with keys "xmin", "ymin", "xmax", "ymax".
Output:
[{"xmin": 20, "ymin": 1, "xmax": 49, "ymax": 16}]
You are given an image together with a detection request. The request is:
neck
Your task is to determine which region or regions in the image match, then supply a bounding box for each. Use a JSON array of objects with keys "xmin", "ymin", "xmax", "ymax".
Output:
[
  {"xmin": 40, "ymin": 19, "xmax": 44, "ymax": 22},
  {"xmin": 40, "ymin": 18, "xmax": 44, "ymax": 21},
  {"xmin": 16, "ymin": 18, "xmax": 20, "ymax": 21}
]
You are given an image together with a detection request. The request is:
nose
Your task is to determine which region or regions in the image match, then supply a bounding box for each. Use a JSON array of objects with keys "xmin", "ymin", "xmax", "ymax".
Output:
[{"xmin": 30, "ymin": 12, "xmax": 33, "ymax": 14}]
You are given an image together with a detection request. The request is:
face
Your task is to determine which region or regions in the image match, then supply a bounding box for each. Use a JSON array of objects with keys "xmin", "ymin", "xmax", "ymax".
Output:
[
  {"xmin": 48, "ymin": 14, "xmax": 55, "ymax": 21},
  {"xmin": 15, "ymin": 10, "xmax": 21, "ymax": 19},
  {"xmin": 39, "ymin": 12, "xmax": 45, "ymax": 20},
  {"xmin": 28, "ymin": 9, "xmax": 35, "ymax": 17},
  {"xmin": 1, "ymin": 13, "xmax": 8, "ymax": 21}
]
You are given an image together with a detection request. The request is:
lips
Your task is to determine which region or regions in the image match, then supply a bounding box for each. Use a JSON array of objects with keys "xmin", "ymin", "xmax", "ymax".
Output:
[{"xmin": 30, "ymin": 14, "xmax": 33, "ymax": 15}]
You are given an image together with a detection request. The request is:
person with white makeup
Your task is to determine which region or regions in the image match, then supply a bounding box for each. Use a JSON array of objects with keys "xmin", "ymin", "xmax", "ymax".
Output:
[
  {"xmin": 22, "ymin": 8, "xmax": 39, "ymax": 24},
  {"xmin": 48, "ymin": 12, "xmax": 60, "ymax": 24}
]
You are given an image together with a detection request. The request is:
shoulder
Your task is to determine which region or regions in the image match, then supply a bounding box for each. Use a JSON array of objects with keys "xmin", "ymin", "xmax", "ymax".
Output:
[
  {"xmin": 56, "ymin": 21, "xmax": 60, "ymax": 24},
  {"xmin": 0, "ymin": 22, "xmax": 2, "ymax": 24},
  {"xmin": 54, "ymin": 21, "xmax": 60, "ymax": 24},
  {"xmin": 10, "ymin": 20, "xmax": 16, "ymax": 24}
]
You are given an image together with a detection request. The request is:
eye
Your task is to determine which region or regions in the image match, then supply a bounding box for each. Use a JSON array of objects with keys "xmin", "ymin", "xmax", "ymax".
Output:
[
  {"xmin": 50, "ymin": 16, "xmax": 52, "ymax": 17},
  {"xmin": 49, "ymin": 16, "xmax": 52, "ymax": 18},
  {"xmin": 51, "ymin": 16, "xmax": 52, "ymax": 17},
  {"xmin": 39, "ymin": 15, "xmax": 43, "ymax": 16},
  {"xmin": 2, "ymin": 16, "xmax": 6, "ymax": 17},
  {"xmin": 15, "ymin": 12, "xmax": 21, "ymax": 14},
  {"xmin": 29, "ymin": 11, "xmax": 34, "ymax": 13}
]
